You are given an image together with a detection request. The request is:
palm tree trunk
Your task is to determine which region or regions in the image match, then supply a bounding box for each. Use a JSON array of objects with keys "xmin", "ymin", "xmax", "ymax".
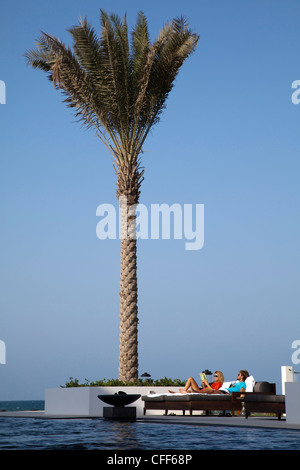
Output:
[{"xmin": 118, "ymin": 196, "xmax": 138, "ymax": 382}]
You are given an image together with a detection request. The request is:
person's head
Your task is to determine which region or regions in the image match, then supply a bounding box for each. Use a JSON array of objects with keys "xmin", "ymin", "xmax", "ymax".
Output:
[
  {"xmin": 238, "ymin": 370, "xmax": 249, "ymax": 381},
  {"xmin": 214, "ymin": 371, "xmax": 224, "ymax": 383}
]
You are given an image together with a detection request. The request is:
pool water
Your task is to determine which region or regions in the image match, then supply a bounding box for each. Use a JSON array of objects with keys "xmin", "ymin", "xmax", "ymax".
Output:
[{"xmin": 0, "ymin": 418, "xmax": 299, "ymax": 450}]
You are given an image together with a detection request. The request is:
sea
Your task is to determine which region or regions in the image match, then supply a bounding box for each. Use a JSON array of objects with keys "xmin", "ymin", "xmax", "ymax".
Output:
[
  {"xmin": 0, "ymin": 400, "xmax": 299, "ymax": 451},
  {"xmin": 0, "ymin": 400, "xmax": 44, "ymax": 412}
]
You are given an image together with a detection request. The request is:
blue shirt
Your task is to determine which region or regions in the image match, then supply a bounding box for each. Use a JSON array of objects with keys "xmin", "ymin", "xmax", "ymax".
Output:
[{"xmin": 226, "ymin": 381, "xmax": 246, "ymax": 393}]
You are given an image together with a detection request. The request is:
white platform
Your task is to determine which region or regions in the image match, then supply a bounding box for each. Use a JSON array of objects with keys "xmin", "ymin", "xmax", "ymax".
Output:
[
  {"xmin": 45, "ymin": 386, "xmax": 178, "ymax": 418},
  {"xmin": 285, "ymin": 382, "xmax": 300, "ymax": 424}
]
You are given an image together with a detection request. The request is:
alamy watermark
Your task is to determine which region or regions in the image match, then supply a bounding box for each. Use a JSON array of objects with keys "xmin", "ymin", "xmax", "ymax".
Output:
[
  {"xmin": 292, "ymin": 340, "xmax": 300, "ymax": 365},
  {"xmin": 0, "ymin": 340, "xmax": 6, "ymax": 364},
  {"xmin": 291, "ymin": 80, "xmax": 300, "ymax": 104},
  {"xmin": 0, "ymin": 80, "xmax": 6, "ymax": 104},
  {"xmin": 96, "ymin": 197, "xmax": 204, "ymax": 251}
]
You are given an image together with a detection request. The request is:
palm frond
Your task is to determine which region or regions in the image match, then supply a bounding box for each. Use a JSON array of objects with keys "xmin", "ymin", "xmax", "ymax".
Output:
[
  {"xmin": 131, "ymin": 12, "xmax": 150, "ymax": 89},
  {"xmin": 148, "ymin": 16, "xmax": 199, "ymax": 118},
  {"xmin": 25, "ymin": 32, "xmax": 125, "ymax": 162},
  {"xmin": 98, "ymin": 10, "xmax": 130, "ymax": 146},
  {"xmin": 67, "ymin": 19, "xmax": 118, "ymax": 136},
  {"xmin": 68, "ymin": 17, "xmax": 102, "ymax": 80},
  {"xmin": 128, "ymin": 16, "xmax": 199, "ymax": 158},
  {"xmin": 108, "ymin": 12, "xmax": 132, "ymax": 144}
]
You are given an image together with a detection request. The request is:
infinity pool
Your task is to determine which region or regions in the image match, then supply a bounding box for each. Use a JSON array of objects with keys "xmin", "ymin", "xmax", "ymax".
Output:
[{"xmin": 0, "ymin": 417, "xmax": 299, "ymax": 450}]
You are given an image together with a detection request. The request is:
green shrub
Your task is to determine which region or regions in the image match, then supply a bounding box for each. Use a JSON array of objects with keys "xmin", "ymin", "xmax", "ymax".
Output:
[{"xmin": 63, "ymin": 376, "xmax": 185, "ymax": 387}]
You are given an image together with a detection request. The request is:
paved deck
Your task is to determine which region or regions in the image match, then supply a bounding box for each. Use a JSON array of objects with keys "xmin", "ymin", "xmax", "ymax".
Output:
[
  {"xmin": 141, "ymin": 415, "xmax": 300, "ymax": 430},
  {"xmin": 1, "ymin": 410, "xmax": 300, "ymax": 430}
]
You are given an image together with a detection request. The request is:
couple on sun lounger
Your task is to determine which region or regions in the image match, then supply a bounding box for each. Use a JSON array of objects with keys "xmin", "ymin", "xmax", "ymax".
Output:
[{"xmin": 170, "ymin": 370, "xmax": 249, "ymax": 394}]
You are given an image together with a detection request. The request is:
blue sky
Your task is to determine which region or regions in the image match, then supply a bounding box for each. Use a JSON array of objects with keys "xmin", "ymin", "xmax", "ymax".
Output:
[{"xmin": 1, "ymin": 0, "xmax": 299, "ymax": 400}]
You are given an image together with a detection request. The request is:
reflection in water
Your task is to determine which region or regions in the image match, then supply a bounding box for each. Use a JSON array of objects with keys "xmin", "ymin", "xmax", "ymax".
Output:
[{"xmin": 95, "ymin": 421, "xmax": 141, "ymax": 449}]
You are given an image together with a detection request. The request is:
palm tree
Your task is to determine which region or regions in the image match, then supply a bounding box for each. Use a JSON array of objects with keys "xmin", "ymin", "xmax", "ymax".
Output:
[{"xmin": 24, "ymin": 10, "xmax": 199, "ymax": 383}]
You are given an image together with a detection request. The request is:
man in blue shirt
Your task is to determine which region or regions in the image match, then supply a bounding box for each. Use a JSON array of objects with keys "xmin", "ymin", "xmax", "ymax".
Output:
[
  {"xmin": 225, "ymin": 372, "xmax": 247, "ymax": 393},
  {"xmin": 216, "ymin": 370, "xmax": 248, "ymax": 394}
]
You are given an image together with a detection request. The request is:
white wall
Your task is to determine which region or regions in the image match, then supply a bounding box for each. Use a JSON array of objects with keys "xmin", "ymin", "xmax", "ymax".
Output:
[
  {"xmin": 45, "ymin": 386, "xmax": 179, "ymax": 417},
  {"xmin": 285, "ymin": 382, "xmax": 300, "ymax": 424}
]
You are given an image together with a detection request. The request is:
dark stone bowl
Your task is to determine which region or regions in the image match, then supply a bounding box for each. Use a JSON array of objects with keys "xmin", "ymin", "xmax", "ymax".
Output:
[{"xmin": 98, "ymin": 393, "xmax": 141, "ymax": 407}]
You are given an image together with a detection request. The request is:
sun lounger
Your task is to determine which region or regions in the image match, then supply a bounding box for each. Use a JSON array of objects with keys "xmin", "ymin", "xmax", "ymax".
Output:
[
  {"xmin": 242, "ymin": 394, "xmax": 285, "ymax": 419},
  {"xmin": 142, "ymin": 392, "xmax": 243, "ymax": 416},
  {"xmin": 142, "ymin": 381, "xmax": 282, "ymax": 418}
]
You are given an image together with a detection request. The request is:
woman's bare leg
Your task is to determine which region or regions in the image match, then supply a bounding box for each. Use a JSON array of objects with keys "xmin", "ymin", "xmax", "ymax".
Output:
[{"xmin": 179, "ymin": 377, "xmax": 202, "ymax": 393}]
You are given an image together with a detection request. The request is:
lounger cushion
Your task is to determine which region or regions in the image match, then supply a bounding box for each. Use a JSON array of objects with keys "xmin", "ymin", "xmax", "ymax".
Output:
[
  {"xmin": 219, "ymin": 381, "xmax": 234, "ymax": 391},
  {"xmin": 245, "ymin": 376, "xmax": 255, "ymax": 392},
  {"xmin": 186, "ymin": 394, "xmax": 232, "ymax": 401},
  {"xmin": 253, "ymin": 382, "xmax": 275, "ymax": 393},
  {"xmin": 142, "ymin": 394, "xmax": 232, "ymax": 402},
  {"xmin": 142, "ymin": 395, "xmax": 165, "ymax": 402},
  {"xmin": 163, "ymin": 395, "xmax": 192, "ymax": 402}
]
